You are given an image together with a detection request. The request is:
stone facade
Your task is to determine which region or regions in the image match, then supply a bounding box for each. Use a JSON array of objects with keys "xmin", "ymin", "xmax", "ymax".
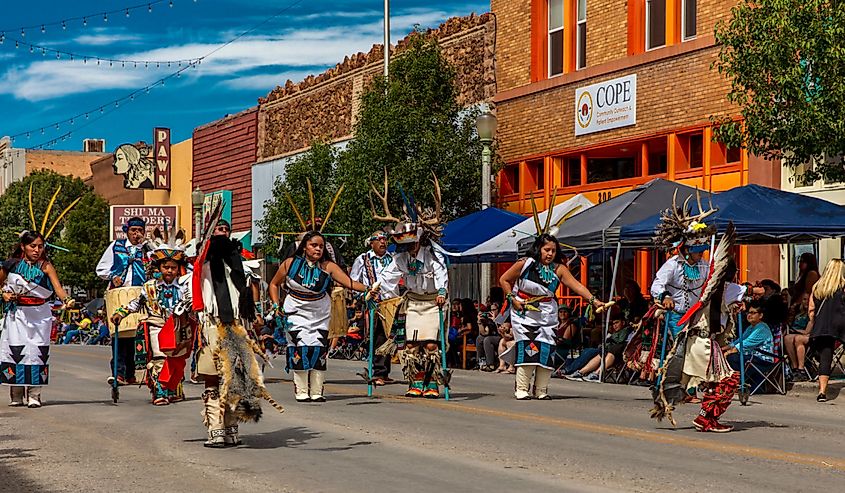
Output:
[{"xmin": 256, "ymin": 13, "xmax": 497, "ymax": 163}]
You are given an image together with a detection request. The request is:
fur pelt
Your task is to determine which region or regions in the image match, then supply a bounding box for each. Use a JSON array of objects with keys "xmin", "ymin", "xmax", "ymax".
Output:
[
  {"xmin": 399, "ymin": 346, "xmax": 423, "ymax": 383},
  {"xmin": 649, "ymin": 330, "xmax": 689, "ymax": 426},
  {"xmin": 213, "ymin": 321, "xmax": 283, "ymax": 422}
]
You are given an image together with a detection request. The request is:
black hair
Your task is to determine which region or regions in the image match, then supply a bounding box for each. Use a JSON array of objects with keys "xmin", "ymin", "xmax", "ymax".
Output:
[
  {"xmin": 12, "ymin": 231, "xmax": 47, "ymax": 260},
  {"xmin": 294, "ymin": 231, "xmax": 332, "ymax": 263},
  {"xmin": 527, "ymin": 234, "xmax": 566, "ymax": 264},
  {"xmin": 798, "ymin": 252, "xmax": 819, "ymax": 272},
  {"xmin": 748, "ymin": 299, "xmax": 766, "ymax": 314},
  {"xmin": 489, "ymin": 286, "xmax": 505, "ymax": 306},
  {"xmin": 760, "ymin": 279, "xmax": 781, "ymax": 293}
]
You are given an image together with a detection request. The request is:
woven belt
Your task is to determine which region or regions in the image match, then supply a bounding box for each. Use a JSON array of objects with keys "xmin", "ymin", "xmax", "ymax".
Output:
[
  {"xmin": 16, "ymin": 296, "xmax": 47, "ymax": 306},
  {"xmin": 517, "ymin": 291, "xmax": 552, "ymax": 303},
  {"xmin": 287, "ymin": 287, "xmax": 327, "ymax": 302}
]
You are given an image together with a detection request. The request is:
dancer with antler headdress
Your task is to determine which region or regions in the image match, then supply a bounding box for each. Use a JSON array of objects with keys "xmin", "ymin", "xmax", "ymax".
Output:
[
  {"xmin": 1, "ymin": 186, "xmax": 78, "ymax": 407},
  {"xmin": 649, "ymin": 190, "xmax": 718, "ymax": 340},
  {"xmin": 268, "ymin": 184, "xmax": 378, "ymax": 402},
  {"xmin": 111, "ymin": 222, "xmax": 192, "ymax": 406},
  {"xmin": 370, "ymin": 169, "xmax": 451, "ymax": 398},
  {"xmin": 649, "ymin": 190, "xmax": 744, "ymax": 432},
  {"xmin": 499, "ymin": 190, "xmax": 604, "ymax": 400},
  {"xmin": 97, "ymin": 215, "xmax": 152, "ymax": 387}
]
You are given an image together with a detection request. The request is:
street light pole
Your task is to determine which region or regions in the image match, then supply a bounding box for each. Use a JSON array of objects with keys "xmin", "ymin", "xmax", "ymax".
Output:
[
  {"xmin": 384, "ymin": 0, "xmax": 390, "ymax": 80},
  {"xmin": 191, "ymin": 186, "xmax": 204, "ymax": 241},
  {"xmin": 475, "ymin": 109, "xmax": 498, "ymax": 304}
]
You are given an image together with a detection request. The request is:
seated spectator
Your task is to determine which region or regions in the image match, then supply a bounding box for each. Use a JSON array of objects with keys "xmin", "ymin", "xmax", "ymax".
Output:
[
  {"xmin": 346, "ymin": 305, "xmax": 365, "ymax": 342},
  {"xmin": 556, "ymin": 305, "xmax": 579, "ymax": 348},
  {"xmin": 86, "ymin": 315, "xmax": 110, "ymax": 345},
  {"xmin": 495, "ymin": 322, "xmax": 516, "ymax": 373},
  {"xmin": 723, "ymin": 300, "xmax": 774, "ymax": 372},
  {"xmin": 783, "ymin": 293, "xmax": 812, "ymax": 381},
  {"xmin": 60, "ymin": 315, "xmax": 85, "ymax": 345},
  {"xmin": 564, "ymin": 309, "xmax": 631, "ymax": 382},
  {"xmin": 759, "ymin": 279, "xmax": 788, "ymax": 329},
  {"xmin": 618, "ymin": 280, "xmax": 649, "ymax": 324},
  {"xmin": 476, "ymin": 317, "xmax": 501, "ymax": 371}
]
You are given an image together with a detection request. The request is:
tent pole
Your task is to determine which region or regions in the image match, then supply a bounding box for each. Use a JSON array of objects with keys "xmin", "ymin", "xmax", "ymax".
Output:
[{"xmin": 600, "ymin": 241, "xmax": 622, "ymax": 383}]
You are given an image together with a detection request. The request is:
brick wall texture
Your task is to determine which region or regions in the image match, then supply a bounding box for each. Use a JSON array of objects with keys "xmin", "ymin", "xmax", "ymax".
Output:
[
  {"xmin": 192, "ymin": 108, "xmax": 258, "ymax": 232},
  {"xmin": 493, "ymin": 0, "xmax": 739, "ymax": 163},
  {"xmin": 26, "ymin": 150, "xmax": 106, "ymax": 180},
  {"xmin": 256, "ymin": 13, "xmax": 497, "ymax": 162}
]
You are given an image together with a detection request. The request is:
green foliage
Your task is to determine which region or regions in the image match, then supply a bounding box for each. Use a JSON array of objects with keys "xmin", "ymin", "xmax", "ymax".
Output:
[
  {"xmin": 335, "ymin": 34, "xmax": 487, "ymax": 253},
  {"xmin": 713, "ymin": 0, "xmax": 845, "ymax": 183},
  {"xmin": 0, "ymin": 170, "xmax": 109, "ymax": 291},
  {"xmin": 261, "ymin": 34, "xmax": 493, "ymax": 260},
  {"xmin": 257, "ymin": 142, "xmax": 341, "ymax": 254}
]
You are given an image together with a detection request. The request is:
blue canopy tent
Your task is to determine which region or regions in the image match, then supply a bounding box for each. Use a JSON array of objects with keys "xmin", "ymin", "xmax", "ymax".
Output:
[
  {"xmin": 439, "ymin": 207, "xmax": 525, "ymax": 263},
  {"xmin": 620, "ymin": 184, "xmax": 845, "ymax": 246}
]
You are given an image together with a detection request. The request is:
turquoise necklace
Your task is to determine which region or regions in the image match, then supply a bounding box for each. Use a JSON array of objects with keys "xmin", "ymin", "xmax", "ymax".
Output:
[
  {"xmin": 408, "ymin": 258, "xmax": 423, "ymax": 276},
  {"xmin": 16, "ymin": 259, "xmax": 44, "ymax": 284},
  {"xmin": 299, "ymin": 259, "xmax": 321, "ymax": 289},
  {"xmin": 538, "ymin": 262, "xmax": 557, "ymax": 284},
  {"xmin": 683, "ymin": 261, "xmax": 702, "ymax": 280}
]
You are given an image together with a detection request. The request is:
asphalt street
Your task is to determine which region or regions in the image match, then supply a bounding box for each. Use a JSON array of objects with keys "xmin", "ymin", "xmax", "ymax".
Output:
[{"xmin": 1, "ymin": 345, "xmax": 844, "ymax": 492}]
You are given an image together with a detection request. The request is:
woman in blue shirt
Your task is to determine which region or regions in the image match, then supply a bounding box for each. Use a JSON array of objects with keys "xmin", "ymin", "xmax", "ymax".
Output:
[{"xmin": 723, "ymin": 300, "xmax": 774, "ymax": 370}]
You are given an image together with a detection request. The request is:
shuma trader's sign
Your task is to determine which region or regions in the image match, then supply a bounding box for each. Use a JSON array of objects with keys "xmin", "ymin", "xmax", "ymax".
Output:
[
  {"xmin": 110, "ymin": 205, "xmax": 179, "ymax": 241},
  {"xmin": 574, "ymin": 74, "xmax": 637, "ymax": 136}
]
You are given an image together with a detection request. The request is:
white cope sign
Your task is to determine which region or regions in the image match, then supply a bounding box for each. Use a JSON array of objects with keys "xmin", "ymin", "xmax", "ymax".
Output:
[{"xmin": 574, "ymin": 74, "xmax": 637, "ymax": 136}]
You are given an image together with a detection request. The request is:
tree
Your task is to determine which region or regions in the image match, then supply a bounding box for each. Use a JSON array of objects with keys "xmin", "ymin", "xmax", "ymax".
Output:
[
  {"xmin": 0, "ymin": 170, "xmax": 110, "ymax": 292},
  {"xmin": 257, "ymin": 142, "xmax": 341, "ymax": 255},
  {"xmin": 713, "ymin": 0, "xmax": 845, "ymax": 182},
  {"xmin": 260, "ymin": 33, "xmax": 493, "ymax": 260},
  {"xmin": 334, "ymin": 33, "xmax": 489, "ymax": 253}
]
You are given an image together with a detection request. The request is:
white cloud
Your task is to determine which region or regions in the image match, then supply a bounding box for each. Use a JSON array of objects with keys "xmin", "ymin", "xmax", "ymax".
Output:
[
  {"xmin": 0, "ymin": 6, "xmax": 471, "ymax": 101},
  {"xmin": 220, "ymin": 70, "xmax": 317, "ymax": 90},
  {"xmin": 74, "ymin": 33, "xmax": 142, "ymax": 46}
]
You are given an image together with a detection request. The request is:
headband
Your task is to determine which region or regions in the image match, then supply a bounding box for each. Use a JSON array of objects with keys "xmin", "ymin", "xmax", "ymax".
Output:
[{"xmin": 122, "ymin": 217, "xmax": 146, "ymax": 233}]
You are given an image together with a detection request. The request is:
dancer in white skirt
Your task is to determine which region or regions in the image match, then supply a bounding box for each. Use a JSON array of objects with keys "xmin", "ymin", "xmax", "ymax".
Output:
[
  {"xmin": 499, "ymin": 233, "xmax": 603, "ymax": 400},
  {"xmin": 269, "ymin": 231, "xmax": 377, "ymax": 402},
  {"xmin": 1, "ymin": 231, "xmax": 73, "ymax": 408}
]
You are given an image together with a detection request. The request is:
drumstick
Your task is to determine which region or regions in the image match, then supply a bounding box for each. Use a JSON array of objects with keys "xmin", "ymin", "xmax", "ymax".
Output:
[
  {"xmin": 365, "ymin": 281, "xmax": 381, "ymax": 301},
  {"xmin": 595, "ymin": 300, "xmax": 616, "ymax": 314}
]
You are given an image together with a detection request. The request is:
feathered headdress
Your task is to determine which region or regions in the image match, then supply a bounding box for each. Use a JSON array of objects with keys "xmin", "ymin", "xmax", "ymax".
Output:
[
  {"xmin": 528, "ymin": 188, "xmax": 582, "ymax": 238},
  {"xmin": 370, "ymin": 168, "xmax": 443, "ymax": 244},
  {"xmin": 275, "ymin": 178, "xmax": 346, "ymax": 252},
  {"xmin": 148, "ymin": 219, "xmax": 187, "ymax": 265},
  {"xmin": 27, "ymin": 184, "xmax": 82, "ymax": 241},
  {"xmin": 653, "ymin": 188, "xmax": 717, "ymax": 253}
]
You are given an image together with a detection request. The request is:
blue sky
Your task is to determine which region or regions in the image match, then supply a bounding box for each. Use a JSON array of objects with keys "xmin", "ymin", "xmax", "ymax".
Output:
[{"xmin": 1, "ymin": 0, "xmax": 488, "ymax": 151}]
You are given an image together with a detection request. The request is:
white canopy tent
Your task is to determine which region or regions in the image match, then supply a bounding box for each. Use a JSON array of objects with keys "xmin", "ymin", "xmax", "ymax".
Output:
[{"xmin": 447, "ymin": 194, "xmax": 594, "ymax": 262}]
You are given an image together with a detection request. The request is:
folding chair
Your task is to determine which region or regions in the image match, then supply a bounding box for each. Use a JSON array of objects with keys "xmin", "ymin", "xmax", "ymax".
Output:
[
  {"xmin": 832, "ymin": 341, "xmax": 845, "ymax": 377},
  {"xmin": 746, "ymin": 324, "xmax": 787, "ymax": 396}
]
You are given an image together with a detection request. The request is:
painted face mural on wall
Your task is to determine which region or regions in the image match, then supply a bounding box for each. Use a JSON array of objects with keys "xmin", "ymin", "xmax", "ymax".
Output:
[{"xmin": 113, "ymin": 143, "xmax": 155, "ymax": 189}]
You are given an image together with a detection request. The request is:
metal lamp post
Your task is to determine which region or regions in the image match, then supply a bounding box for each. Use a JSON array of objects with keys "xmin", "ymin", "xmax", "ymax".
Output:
[
  {"xmin": 191, "ymin": 186, "xmax": 204, "ymax": 240},
  {"xmin": 475, "ymin": 109, "xmax": 498, "ymax": 306}
]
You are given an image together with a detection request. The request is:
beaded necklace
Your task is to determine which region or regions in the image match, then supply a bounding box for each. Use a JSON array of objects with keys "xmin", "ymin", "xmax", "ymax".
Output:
[
  {"xmin": 16, "ymin": 259, "xmax": 44, "ymax": 285},
  {"xmin": 408, "ymin": 258, "xmax": 424, "ymax": 276},
  {"xmin": 298, "ymin": 259, "xmax": 321, "ymax": 289},
  {"xmin": 682, "ymin": 261, "xmax": 702, "ymax": 281},
  {"xmin": 538, "ymin": 262, "xmax": 557, "ymax": 284}
]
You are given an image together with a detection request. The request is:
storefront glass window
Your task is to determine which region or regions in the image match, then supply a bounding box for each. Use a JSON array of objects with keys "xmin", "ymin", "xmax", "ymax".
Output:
[{"xmin": 587, "ymin": 157, "xmax": 636, "ymax": 183}]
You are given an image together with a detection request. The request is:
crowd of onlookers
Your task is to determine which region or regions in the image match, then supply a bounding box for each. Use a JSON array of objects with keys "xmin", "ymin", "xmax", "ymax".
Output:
[{"xmin": 50, "ymin": 308, "xmax": 110, "ymax": 346}]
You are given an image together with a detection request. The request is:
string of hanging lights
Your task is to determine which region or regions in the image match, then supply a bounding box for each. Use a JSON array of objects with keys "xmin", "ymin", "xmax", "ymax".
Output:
[
  {"xmin": 0, "ymin": 0, "xmax": 194, "ymax": 37},
  {"xmin": 0, "ymin": 35, "xmax": 203, "ymax": 67}
]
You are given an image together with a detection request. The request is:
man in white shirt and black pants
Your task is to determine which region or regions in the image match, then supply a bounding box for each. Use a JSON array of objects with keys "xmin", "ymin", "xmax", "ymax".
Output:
[{"xmin": 350, "ymin": 231, "xmax": 398, "ymax": 385}]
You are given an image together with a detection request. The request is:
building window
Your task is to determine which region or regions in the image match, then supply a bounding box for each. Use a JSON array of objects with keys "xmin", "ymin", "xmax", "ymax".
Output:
[
  {"xmin": 587, "ymin": 157, "xmax": 636, "ymax": 183},
  {"xmin": 646, "ymin": 0, "xmax": 666, "ymax": 50},
  {"xmin": 577, "ymin": 0, "xmax": 587, "ymax": 69},
  {"xmin": 548, "ymin": 0, "xmax": 564, "ymax": 77},
  {"xmin": 682, "ymin": 0, "xmax": 697, "ymax": 40},
  {"xmin": 647, "ymin": 138, "xmax": 668, "ymax": 175},
  {"xmin": 725, "ymin": 146, "xmax": 741, "ymax": 164},
  {"xmin": 502, "ymin": 164, "xmax": 521, "ymax": 195},
  {"xmin": 527, "ymin": 159, "xmax": 545, "ymax": 190},
  {"xmin": 564, "ymin": 157, "xmax": 581, "ymax": 186},
  {"xmin": 688, "ymin": 133, "xmax": 703, "ymax": 168}
]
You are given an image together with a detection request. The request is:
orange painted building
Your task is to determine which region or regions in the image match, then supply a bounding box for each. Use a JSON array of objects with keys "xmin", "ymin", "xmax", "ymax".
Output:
[{"xmin": 491, "ymin": 0, "xmax": 780, "ymax": 293}]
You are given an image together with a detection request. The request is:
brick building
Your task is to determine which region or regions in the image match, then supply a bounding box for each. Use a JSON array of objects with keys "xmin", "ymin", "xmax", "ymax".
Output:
[
  {"xmin": 192, "ymin": 107, "xmax": 258, "ymax": 238},
  {"xmin": 251, "ymin": 13, "xmax": 497, "ymax": 244},
  {"xmin": 490, "ymin": 0, "xmax": 780, "ymax": 290}
]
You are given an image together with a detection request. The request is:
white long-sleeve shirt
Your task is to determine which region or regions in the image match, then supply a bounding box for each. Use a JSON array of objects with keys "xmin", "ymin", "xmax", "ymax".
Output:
[
  {"xmin": 650, "ymin": 255, "xmax": 709, "ymax": 314},
  {"xmin": 350, "ymin": 250, "xmax": 400, "ymax": 299},
  {"xmin": 381, "ymin": 246, "xmax": 448, "ymax": 296}
]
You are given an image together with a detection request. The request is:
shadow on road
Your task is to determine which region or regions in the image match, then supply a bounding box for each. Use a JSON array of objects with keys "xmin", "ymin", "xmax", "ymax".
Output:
[
  {"xmin": 182, "ymin": 426, "xmax": 325, "ymax": 450},
  {"xmin": 0, "ymin": 460, "xmax": 54, "ymax": 493}
]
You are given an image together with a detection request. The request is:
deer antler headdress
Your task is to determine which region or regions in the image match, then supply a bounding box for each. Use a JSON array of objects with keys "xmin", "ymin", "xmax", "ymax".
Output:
[
  {"xmin": 653, "ymin": 188, "xmax": 717, "ymax": 252},
  {"xmin": 370, "ymin": 168, "xmax": 443, "ymax": 244}
]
